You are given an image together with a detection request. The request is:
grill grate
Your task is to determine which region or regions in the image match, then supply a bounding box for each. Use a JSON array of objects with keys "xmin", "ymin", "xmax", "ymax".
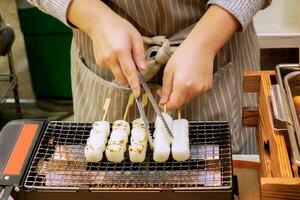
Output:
[{"xmin": 24, "ymin": 121, "xmax": 232, "ymax": 191}]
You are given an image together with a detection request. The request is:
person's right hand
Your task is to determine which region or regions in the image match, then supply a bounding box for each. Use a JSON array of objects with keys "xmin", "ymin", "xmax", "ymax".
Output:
[{"xmin": 68, "ymin": 0, "xmax": 146, "ymax": 96}]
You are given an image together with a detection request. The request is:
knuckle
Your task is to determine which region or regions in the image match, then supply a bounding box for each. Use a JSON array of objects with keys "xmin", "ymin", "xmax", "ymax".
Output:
[{"xmin": 116, "ymin": 77, "xmax": 127, "ymax": 85}]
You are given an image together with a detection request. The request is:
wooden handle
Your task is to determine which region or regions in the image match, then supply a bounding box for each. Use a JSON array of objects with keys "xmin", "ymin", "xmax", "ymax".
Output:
[
  {"xmin": 178, "ymin": 109, "xmax": 181, "ymax": 119},
  {"xmin": 102, "ymin": 98, "xmax": 111, "ymax": 121},
  {"xmin": 123, "ymin": 93, "xmax": 135, "ymax": 121},
  {"xmin": 142, "ymin": 93, "xmax": 148, "ymax": 108}
]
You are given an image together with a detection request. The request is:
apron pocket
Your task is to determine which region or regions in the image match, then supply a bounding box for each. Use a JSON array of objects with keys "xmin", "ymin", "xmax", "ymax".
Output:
[{"xmin": 72, "ymin": 53, "xmax": 131, "ymax": 122}]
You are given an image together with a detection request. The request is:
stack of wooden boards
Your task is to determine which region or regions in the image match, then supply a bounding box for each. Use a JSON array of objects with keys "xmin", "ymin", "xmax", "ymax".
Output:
[{"xmin": 243, "ymin": 71, "xmax": 300, "ymax": 199}]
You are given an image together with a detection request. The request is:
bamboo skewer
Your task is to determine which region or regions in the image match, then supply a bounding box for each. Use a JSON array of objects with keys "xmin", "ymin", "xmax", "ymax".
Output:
[
  {"xmin": 178, "ymin": 109, "xmax": 181, "ymax": 119},
  {"xmin": 123, "ymin": 92, "xmax": 135, "ymax": 121},
  {"xmin": 142, "ymin": 93, "xmax": 148, "ymax": 108},
  {"xmin": 102, "ymin": 98, "xmax": 111, "ymax": 121}
]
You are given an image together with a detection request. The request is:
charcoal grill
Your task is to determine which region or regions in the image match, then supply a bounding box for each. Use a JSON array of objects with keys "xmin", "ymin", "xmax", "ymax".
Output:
[{"xmin": 0, "ymin": 119, "xmax": 233, "ymax": 200}]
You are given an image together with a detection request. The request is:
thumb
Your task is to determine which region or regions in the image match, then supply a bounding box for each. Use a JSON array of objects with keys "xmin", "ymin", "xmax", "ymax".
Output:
[
  {"xmin": 159, "ymin": 68, "xmax": 174, "ymax": 105},
  {"xmin": 131, "ymin": 33, "xmax": 147, "ymax": 69}
]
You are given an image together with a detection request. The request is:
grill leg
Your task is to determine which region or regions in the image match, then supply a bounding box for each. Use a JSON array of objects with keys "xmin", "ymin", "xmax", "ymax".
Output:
[{"xmin": 7, "ymin": 49, "xmax": 22, "ymax": 118}]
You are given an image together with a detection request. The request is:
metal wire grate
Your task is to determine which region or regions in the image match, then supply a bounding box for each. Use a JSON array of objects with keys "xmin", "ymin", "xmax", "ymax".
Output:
[{"xmin": 24, "ymin": 121, "xmax": 232, "ymax": 191}]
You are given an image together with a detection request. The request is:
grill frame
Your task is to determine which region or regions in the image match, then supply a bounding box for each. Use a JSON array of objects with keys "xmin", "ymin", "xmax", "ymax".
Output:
[{"xmin": 23, "ymin": 121, "xmax": 232, "ymax": 192}]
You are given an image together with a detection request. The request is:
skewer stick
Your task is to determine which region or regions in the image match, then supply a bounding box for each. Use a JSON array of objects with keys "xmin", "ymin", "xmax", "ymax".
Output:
[
  {"xmin": 123, "ymin": 92, "xmax": 135, "ymax": 121},
  {"xmin": 178, "ymin": 109, "xmax": 181, "ymax": 119},
  {"xmin": 163, "ymin": 104, "xmax": 167, "ymax": 113},
  {"xmin": 102, "ymin": 98, "xmax": 111, "ymax": 121},
  {"xmin": 142, "ymin": 93, "xmax": 148, "ymax": 108}
]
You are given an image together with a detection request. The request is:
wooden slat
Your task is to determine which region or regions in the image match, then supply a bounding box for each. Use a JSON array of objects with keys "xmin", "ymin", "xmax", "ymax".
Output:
[
  {"xmin": 261, "ymin": 178, "xmax": 300, "ymax": 200},
  {"xmin": 244, "ymin": 71, "xmax": 276, "ymax": 93},
  {"xmin": 242, "ymin": 107, "xmax": 259, "ymax": 127},
  {"xmin": 257, "ymin": 73, "xmax": 293, "ymax": 178}
]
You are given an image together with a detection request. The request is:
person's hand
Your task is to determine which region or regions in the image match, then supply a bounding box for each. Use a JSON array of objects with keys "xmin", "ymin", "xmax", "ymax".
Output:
[
  {"xmin": 89, "ymin": 9, "xmax": 146, "ymax": 96},
  {"xmin": 157, "ymin": 38, "xmax": 215, "ymax": 109},
  {"xmin": 157, "ymin": 4, "xmax": 240, "ymax": 109},
  {"xmin": 68, "ymin": 0, "xmax": 146, "ymax": 96}
]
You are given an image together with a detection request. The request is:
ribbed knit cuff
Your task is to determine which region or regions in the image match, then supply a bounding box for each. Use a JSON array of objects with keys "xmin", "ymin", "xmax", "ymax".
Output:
[{"xmin": 207, "ymin": 0, "xmax": 271, "ymax": 31}]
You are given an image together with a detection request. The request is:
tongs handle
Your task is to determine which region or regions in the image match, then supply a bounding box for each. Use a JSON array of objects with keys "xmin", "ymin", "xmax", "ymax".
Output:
[{"xmin": 136, "ymin": 70, "xmax": 174, "ymax": 138}]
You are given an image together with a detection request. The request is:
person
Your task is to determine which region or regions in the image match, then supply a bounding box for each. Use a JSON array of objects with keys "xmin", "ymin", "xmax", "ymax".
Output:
[{"xmin": 28, "ymin": 0, "xmax": 271, "ymax": 154}]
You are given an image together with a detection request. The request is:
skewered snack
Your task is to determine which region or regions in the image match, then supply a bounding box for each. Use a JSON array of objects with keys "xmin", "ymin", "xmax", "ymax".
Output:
[
  {"xmin": 84, "ymin": 99, "xmax": 111, "ymax": 163},
  {"xmin": 92, "ymin": 121, "xmax": 110, "ymax": 137},
  {"xmin": 84, "ymin": 144, "xmax": 103, "ymax": 162},
  {"xmin": 171, "ymin": 119, "xmax": 190, "ymax": 162},
  {"xmin": 153, "ymin": 112, "xmax": 173, "ymax": 162},
  {"xmin": 129, "ymin": 118, "xmax": 148, "ymax": 163},
  {"xmin": 112, "ymin": 120, "xmax": 130, "ymax": 135},
  {"xmin": 84, "ymin": 122, "xmax": 109, "ymax": 163},
  {"xmin": 106, "ymin": 120, "xmax": 130, "ymax": 163}
]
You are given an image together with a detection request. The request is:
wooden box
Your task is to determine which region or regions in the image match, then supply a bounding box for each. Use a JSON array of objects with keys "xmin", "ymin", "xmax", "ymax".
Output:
[{"xmin": 243, "ymin": 71, "xmax": 300, "ymax": 199}]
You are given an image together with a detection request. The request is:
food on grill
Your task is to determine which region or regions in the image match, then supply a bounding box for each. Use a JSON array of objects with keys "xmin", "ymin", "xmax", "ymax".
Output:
[
  {"xmin": 88, "ymin": 129, "xmax": 108, "ymax": 151},
  {"xmin": 92, "ymin": 121, "xmax": 110, "ymax": 137},
  {"xmin": 84, "ymin": 144, "xmax": 103, "ymax": 162},
  {"xmin": 153, "ymin": 113, "xmax": 173, "ymax": 162},
  {"xmin": 106, "ymin": 120, "xmax": 130, "ymax": 163},
  {"xmin": 171, "ymin": 119, "xmax": 190, "ymax": 162},
  {"xmin": 105, "ymin": 143, "xmax": 125, "ymax": 163},
  {"xmin": 129, "ymin": 118, "xmax": 148, "ymax": 163},
  {"xmin": 112, "ymin": 120, "xmax": 130, "ymax": 135},
  {"xmin": 84, "ymin": 122, "xmax": 110, "ymax": 162}
]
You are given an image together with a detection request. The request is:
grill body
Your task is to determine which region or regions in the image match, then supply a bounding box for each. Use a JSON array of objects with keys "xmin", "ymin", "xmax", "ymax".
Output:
[{"xmin": 0, "ymin": 120, "xmax": 233, "ymax": 200}]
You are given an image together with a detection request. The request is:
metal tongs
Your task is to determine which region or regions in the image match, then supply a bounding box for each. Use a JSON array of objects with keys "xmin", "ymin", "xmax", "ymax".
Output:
[{"xmin": 135, "ymin": 70, "xmax": 174, "ymax": 150}]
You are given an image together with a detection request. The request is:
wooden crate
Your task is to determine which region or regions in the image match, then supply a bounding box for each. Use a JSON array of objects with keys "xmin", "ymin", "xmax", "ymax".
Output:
[{"xmin": 243, "ymin": 71, "xmax": 300, "ymax": 200}]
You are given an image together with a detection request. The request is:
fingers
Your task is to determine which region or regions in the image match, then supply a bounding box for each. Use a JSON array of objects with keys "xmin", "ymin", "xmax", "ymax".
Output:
[
  {"xmin": 131, "ymin": 33, "xmax": 146, "ymax": 69},
  {"xmin": 165, "ymin": 82, "xmax": 188, "ymax": 109},
  {"xmin": 118, "ymin": 50, "xmax": 141, "ymax": 96},
  {"xmin": 159, "ymin": 68, "xmax": 174, "ymax": 105},
  {"xmin": 110, "ymin": 63, "xmax": 127, "ymax": 85}
]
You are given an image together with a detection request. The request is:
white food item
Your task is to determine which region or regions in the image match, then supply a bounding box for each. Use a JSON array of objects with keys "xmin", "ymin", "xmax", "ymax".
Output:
[
  {"xmin": 131, "ymin": 127, "xmax": 147, "ymax": 143},
  {"xmin": 129, "ymin": 143, "xmax": 147, "ymax": 163},
  {"xmin": 155, "ymin": 112, "xmax": 173, "ymax": 127},
  {"xmin": 84, "ymin": 144, "xmax": 103, "ymax": 162},
  {"xmin": 106, "ymin": 122, "xmax": 129, "ymax": 163},
  {"xmin": 132, "ymin": 118, "xmax": 146, "ymax": 129},
  {"xmin": 108, "ymin": 129, "xmax": 128, "ymax": 152},
  {"xmin": 112, "ymin": 120, "xmax": 130, "ymax": 135},
  {"xmin": 105, "ymin": 143, "xmax": 124, "ymax": 163},
  {"xmin": 153, "ymin": 113, "xmax": 173, "ymax": 163},
  {"xmin": 92, "ymin": 121, "xmax": 110, "ymax": 137},
  {"xmin": 171, "ymin": 119, "xmax": 190, "ymax": 162},
  {"xmin": 87, "ymin": 137, "xmax": 106, "ymax": 152},
  {"xmin": 129, "ymin": 126, "xmax": 147, "ymax": 163}
]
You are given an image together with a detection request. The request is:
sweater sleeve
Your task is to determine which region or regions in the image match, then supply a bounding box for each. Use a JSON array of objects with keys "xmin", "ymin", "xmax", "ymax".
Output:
[
  {"xmin": 27, "ymin": 0, "xmax": 74, "ymax": 28},
  {"xmin": 207, "ymin": 0, "xmax": 272, "ymax": 31}
]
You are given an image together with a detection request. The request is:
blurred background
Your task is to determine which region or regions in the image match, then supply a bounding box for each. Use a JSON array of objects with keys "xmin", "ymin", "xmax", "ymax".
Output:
[{"xmin": 0, "ymin": 0, "xmax": 299, "ymax": 126}]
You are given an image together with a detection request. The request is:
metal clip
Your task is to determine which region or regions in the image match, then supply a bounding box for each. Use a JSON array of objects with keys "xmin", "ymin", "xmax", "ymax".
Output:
[{"xmin": 270, "ymin": 84, "xmax": 293, "ymax": 130}]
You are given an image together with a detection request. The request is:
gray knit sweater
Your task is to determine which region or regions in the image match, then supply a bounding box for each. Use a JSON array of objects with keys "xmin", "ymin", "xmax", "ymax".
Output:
[{"xmin": 27, "ymin": 0, "xmax": 271, "ymax": 31}]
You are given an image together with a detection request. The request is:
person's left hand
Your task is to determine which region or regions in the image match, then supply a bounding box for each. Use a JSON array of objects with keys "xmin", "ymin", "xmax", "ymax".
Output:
[{"xmin": 157, "ymin": 37, "xmax": 215, "ymax": 110}]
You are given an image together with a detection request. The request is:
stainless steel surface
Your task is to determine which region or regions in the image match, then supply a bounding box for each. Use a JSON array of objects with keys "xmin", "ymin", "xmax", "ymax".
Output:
[
  {"xmin": 135, "ymin": 95, "xmax": 154, "ymax": 149},
  {"xmin": 136, "ymin": 71, "xmax": 173, "ymax": 139},
  {"xmin": 284, "ymin": 70, "xmax": 300, "ymax": 166},
  {"xmin": 24, "ymin": 121, "xmax": 232, "ymax": 191},
  {"xmin": 270, "ymin": 84, "xmax": 293, "ymax": 130},
  {"xmin": 275, "ymin": 64, "xmax": 300, "ymax": 166}
]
